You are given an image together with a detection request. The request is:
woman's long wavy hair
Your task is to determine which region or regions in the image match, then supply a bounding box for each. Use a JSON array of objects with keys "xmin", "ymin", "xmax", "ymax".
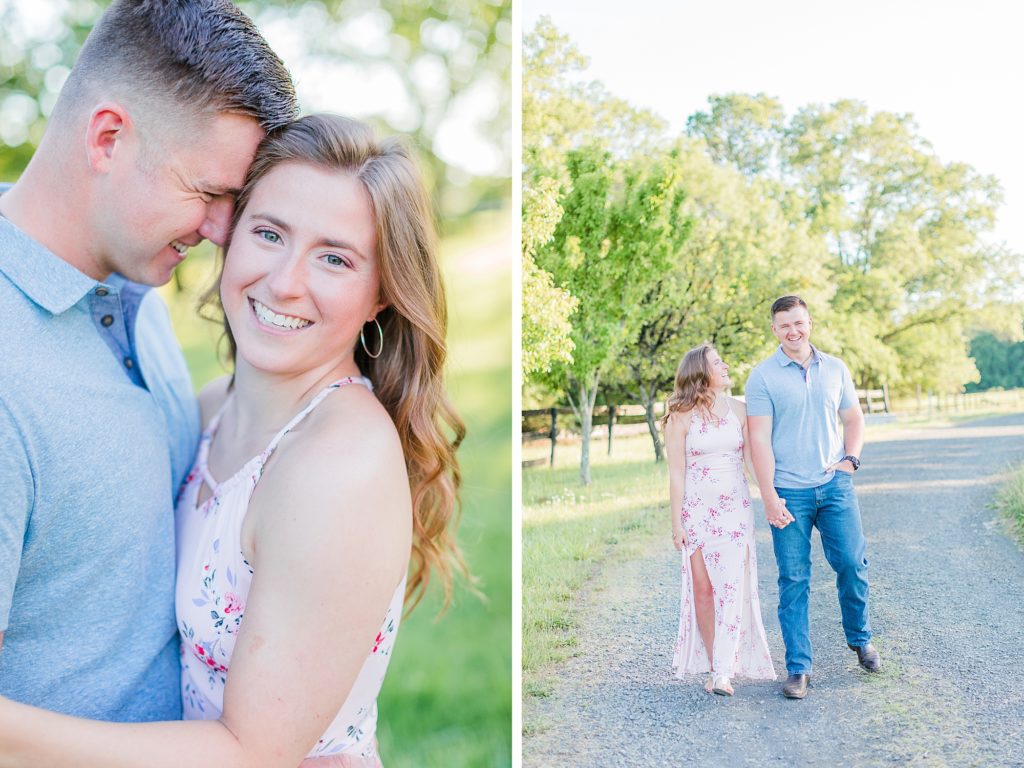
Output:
[
  {"xmin": 202, "ymin": 114, "xmax": 466, "ymax": 613},
  {"xmin": 661, "ymin": 343, "xmax": 718, "ymax": 427}
]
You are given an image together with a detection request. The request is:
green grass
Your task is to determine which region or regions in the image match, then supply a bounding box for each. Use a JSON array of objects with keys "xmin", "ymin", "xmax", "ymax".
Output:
[
  {"xmin": 995, "ymin": 463, "xmax": 1024, "ymax": 546},
  {"xmin": 522, "ymin": 433, "xmax": 667, "ymax": 701},
  {"xmin": 164, "ymin": 209, "xmax": 511, "ymax": 767}
]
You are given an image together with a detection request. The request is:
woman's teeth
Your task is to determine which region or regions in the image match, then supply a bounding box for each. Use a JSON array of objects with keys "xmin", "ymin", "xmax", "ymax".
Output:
[
  {"xmin": 252, "ymin": 299, "xmax": 311, "ymax": 330},
  {"xmin": 170, "ymin": 240, "xmax": 188, "ymax": 256}
]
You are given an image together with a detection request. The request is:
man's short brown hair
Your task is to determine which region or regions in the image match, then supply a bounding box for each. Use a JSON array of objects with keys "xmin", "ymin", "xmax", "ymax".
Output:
[
  {"xmin": 771, "ymin": 295, "xmax": 809, "ymax": 319},
  {"xmin": 55, "ymin": 0, "xmax": 297, "ymax": 132}
]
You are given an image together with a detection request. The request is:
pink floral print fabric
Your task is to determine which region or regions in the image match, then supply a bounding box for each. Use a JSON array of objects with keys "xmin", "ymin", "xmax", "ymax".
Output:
[
  {"xmin": 175, "ymin": 377, "xmax": 405, "ymax": 761},
  {"xmin": 672, "ymin": 407, "xmax": 776, "ymax": 680}
]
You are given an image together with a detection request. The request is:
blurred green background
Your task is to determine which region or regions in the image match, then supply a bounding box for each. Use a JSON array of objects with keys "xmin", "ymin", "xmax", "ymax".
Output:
[{"xmin": 1, "ymin": 0, "xmax": 512, "ymax": 764}]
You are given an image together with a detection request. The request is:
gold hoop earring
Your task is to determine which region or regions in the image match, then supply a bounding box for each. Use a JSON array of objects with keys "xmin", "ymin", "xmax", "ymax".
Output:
[{"xmin": 360, "ymin": 317, "xmax": 384, "ymax": 359}]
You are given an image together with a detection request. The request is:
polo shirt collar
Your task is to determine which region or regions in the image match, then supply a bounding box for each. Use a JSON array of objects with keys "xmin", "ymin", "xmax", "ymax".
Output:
[
  {"xmin": 0, "ymin": 215, "xmax": 101, "ymax": 315},
  {"xmin": 773, "ymin": 344, "xmax": 821, "ymax": 367}
]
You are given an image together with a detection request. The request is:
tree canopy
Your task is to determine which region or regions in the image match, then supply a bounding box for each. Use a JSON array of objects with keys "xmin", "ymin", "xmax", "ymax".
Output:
[{"xmin": 524, "ymin": 18, "xmax": 1024, "ymax": 478}]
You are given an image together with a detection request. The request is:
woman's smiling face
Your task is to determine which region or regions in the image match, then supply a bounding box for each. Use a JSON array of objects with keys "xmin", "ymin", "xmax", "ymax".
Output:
[
  {"xmin": 220, "ymin": 161, "xmax": 384, "ymax": 379},
  {"xmin": 706, "ymin": 348, "xmax": 731, "ymax": 391}
]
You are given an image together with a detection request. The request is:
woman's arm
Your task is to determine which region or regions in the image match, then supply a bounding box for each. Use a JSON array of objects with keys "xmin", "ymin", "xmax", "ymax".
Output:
[
  {"xmin": 663, "ymin": 411, "xmax": 691, "ymax": 550},
  {"xmin": 0, "ymin": 391, "xmax": 411, "ymax": 768}
]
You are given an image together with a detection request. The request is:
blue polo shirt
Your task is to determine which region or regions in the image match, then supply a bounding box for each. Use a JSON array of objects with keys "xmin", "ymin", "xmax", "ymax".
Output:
[
  {"xmin": 744, "ymin": 345, "xmax": 858, "ymax": 489},
  {"xmin": 0, "ymin": 214, "xmax": 198, "ymax": 720}
]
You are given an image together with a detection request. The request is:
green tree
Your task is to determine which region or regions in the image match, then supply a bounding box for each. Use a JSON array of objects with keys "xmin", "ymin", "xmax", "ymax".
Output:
[
  {"xmin": 521, "ymin": 16, "xmax": 666, "ymax": 394},
  {"xmin": 536, "ymin": 146, "xmax": 686, "ymax": 484},
  {"xmin": 522, "ymin": 176, "xmax": 576, "ymax": 377},
  {"xmin": 687, "ymin": 93, "xmax": 1024, "ymax": 392},
  {"xmin": 784, "ymin": 100, "xmax": 1016, "ymax": 390},
  {"xmin": 606, "ymin": 138, "xmax": 829, "ymax": 461},
  {"xmin": 522, "ymin": 16, "xmax": 665, "ymax": 182},
  {"xmin": 686, "ymin": 92, "xmax": 786, "ymax": 179},
  {"xmin": 968, "ymin": 332, "xmax": 1024, "ymax": 391}
]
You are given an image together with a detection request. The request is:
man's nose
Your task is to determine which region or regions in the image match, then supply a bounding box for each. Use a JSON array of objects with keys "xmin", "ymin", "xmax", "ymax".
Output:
[{"xmin": 197, "ymin": 195, "xmax": 236, "ymax": 247}]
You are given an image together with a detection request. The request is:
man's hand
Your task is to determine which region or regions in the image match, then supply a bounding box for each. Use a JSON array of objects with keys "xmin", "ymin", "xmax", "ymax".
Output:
[
  {"xmin": 828, "ymin": 459, "xmax": 856, "ymax": 474},
  {"xmin": 765, "ymin": 495, "xmax": 794, "ymax": 529}
]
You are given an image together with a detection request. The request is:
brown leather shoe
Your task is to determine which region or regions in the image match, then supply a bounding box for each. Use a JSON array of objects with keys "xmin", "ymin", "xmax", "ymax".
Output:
[
  {"xmin": 848, "ymin": 642, "xmax": 882, "ymax": 672},
  {"xmin": 782, "ymin": 673, "xmax": 810, "ymax": 699}
]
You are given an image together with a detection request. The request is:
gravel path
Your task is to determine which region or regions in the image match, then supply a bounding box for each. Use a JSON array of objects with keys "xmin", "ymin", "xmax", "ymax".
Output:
[{"xmin": 523, "ymin": 412, "xmax": 1024, "ymax": 767}]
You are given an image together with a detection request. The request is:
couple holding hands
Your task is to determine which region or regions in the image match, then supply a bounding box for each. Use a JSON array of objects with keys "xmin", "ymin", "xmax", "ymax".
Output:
[{"xmin": 665, "ymin": 295, "xmax": 881, "ymax": 699}]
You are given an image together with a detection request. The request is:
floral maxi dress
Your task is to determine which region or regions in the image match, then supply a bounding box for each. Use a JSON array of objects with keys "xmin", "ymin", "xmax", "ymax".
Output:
[{"xmin": 672, "ymin": 408, "xmax": 775, "ymax": 680}]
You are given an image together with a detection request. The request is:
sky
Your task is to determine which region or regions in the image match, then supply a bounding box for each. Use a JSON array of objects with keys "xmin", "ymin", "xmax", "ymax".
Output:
[{"xmin": 523, "ymin": 0, "xmax": 1024, "ymax": 255}]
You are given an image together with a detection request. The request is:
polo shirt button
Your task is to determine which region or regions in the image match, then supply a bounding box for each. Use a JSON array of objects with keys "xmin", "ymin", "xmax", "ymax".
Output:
[
  {"xmin": 101, "ymin": 315, "xmax": 114, "ymax": 327},
  {"xmin": 95, "ymin": 287, "xmax": 109, "ymax": 296},
  {"xmin": 124, "ymin": 358, "xmax": 134, "ymax": 369}
]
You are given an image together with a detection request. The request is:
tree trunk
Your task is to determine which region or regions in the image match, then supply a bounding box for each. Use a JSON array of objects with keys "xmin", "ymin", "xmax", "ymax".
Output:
[
  {"xmin": 640, "ymin": 384, "xmax": 664, "ymax": 462},
  {"xmin": 566, "ymin": 376, "xmax": 600, "ymax": 486},
  {"xmin": 578, "ymin": 394, "xmax": 593, "ymax": 485}
]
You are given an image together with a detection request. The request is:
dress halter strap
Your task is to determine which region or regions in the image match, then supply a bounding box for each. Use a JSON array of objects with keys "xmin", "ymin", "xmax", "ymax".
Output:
[
  {"xmin": 261, "ymin": 375, "xmax": 372, "ymax": 458},
  {"xmin": 195, "ymin": 375, "xmax": 372, "ymax": 493}
]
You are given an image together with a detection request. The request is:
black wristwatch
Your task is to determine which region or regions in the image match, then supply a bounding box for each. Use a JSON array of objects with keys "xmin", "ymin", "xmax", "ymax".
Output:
[{"xmin": 841, "ymin": 455, "xmax": 860, "ymax": 471}]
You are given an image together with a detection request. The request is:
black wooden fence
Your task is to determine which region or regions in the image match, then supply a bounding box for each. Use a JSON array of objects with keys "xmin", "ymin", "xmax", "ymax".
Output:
[
  {"xmin": 523, "ymin": 386, "xmax": 892, "ymax": 467},
  {"xmin": 522, "ymin": 386, "xmax": 1024, "ymax": 468}
]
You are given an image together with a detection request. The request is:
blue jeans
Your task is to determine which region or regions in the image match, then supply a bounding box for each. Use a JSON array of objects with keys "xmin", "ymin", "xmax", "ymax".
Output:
[{"xmin": 771, "ymin": 471, "xmax": 871, "ymax": 675}]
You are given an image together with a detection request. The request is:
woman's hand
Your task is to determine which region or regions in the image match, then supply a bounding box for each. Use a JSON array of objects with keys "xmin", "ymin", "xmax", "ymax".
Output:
[
  {"xmin": 672, "ymin": 524, "xmax": 688, "ymax": 551},
  {"xmin": 765, "ymin": 495, "xmax": 794, "ymax": 529}
]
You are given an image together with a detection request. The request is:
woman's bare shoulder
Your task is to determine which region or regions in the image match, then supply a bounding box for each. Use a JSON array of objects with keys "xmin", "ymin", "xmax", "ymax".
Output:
[
  {"xmin": 253, "ymin": 384, "xmax": 410, "ymax": 553},
  {"xmin": 727, "ymin": 396, "xmax": 747, "ymax": 418},
  {"xmin": 665, "ymin": 407, "xmax": 693, "ymax": 434}
]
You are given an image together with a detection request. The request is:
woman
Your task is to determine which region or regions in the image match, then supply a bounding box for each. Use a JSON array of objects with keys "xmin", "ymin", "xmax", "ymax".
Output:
[
  {"xmin": 663, "ymin": 344, "xmax": 775, "ymax": 695},
  {"xmin": 0, "ymin": 115, "xmax": 463, "ymax": 766}
]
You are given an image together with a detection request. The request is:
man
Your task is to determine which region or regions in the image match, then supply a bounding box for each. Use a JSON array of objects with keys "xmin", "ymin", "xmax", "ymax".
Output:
[
  {"xmin": 745, "ymin": 295, "xmax": 880, "ymax": 700},
  {"xmin": 0, "ymin": 0, "xmax": 296, "ymax": 721}
]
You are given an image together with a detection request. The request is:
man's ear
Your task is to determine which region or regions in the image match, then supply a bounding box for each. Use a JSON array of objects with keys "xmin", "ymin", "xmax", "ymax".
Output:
[{"xmin": 85, "ymin": 103, "xmax": 132, "ymax": 172}]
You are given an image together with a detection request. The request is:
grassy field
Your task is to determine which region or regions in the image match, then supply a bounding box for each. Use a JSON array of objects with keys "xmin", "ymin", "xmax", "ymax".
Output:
[
  {"xmin": 996, "ymin": 463, "xmax": 1024, "ymax": 546},
  {"xmin": 522, "ymin": 433, "xmax": 667, "ymax": 707},
  {"xmin": 163, "ymin": 209, "xmax": 512, "ymax": 767}
]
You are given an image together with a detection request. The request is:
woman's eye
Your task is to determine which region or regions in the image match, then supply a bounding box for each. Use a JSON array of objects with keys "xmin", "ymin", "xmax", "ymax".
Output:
[
  {"xmin": 257, "ymin": 229, "xmax": 281, "ymax": 244},
  {"xmin": 324, "ymin": 253, "xmax": 346, "ymax": 267}
]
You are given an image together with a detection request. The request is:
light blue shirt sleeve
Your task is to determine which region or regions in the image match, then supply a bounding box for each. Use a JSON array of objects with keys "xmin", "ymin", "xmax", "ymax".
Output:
[
  {"xmin": 743, "ymin": 368, "xmax": 773, "ymax": 418},
  {"xmin": 838, "ymin": 361, "xmax": 858, "ymax": 411},
  {"xmin": 135, "ymin": 291, "xmax": 200, "ymax": 495},
  {"xmin": 0, "ymin": 399, "xmax": 33, "ymax": 632}
]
